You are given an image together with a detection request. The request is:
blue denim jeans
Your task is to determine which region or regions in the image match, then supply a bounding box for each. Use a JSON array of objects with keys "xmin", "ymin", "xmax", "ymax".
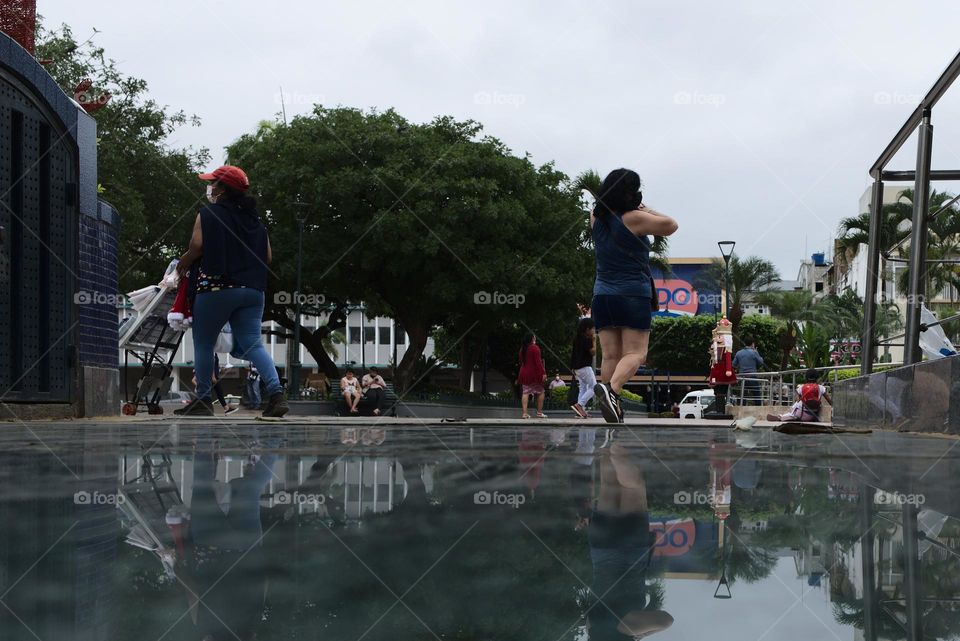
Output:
[{"xmin": 192, "ymin": 288, "xmax": 281, "ymax": 401}]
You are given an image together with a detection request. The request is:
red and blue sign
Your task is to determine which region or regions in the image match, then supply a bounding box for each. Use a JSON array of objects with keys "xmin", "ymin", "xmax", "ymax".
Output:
[
  {"xmin": 656, "ymin": 279, "xmax": 700, "ymax": 316},
  {"xmin": 651, "ymin": 262, "xmax": 722, "ymax": 317},
  {"xmin": 649, "ymin": 517, "xmax": 720, "ymax": 574}
]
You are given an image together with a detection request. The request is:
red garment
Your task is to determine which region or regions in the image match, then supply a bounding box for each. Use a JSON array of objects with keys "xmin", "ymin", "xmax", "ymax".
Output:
[
  {"xmin": 799, "ymin": 383, "xmax": 822, "ymax": 402},
  {"xmin": 709, "ymin": 352, "xmax": 736, "ymax": 385},
  {"xmin": 167, "ymin": 276, "xmax": 193, "ymax": 329},
  {"xmin": 517, "ymin": 343, "xmax": 546, "ymax": 386}
]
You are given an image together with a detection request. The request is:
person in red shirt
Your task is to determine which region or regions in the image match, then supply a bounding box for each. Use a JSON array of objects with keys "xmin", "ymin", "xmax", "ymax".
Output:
[
  {"xmin": 767, "ymin": 368, "xmax": 832, "ymax": 422},
  {"xmin": 517, "ymin": 333, "xmax": 547, "ymax": 419}
]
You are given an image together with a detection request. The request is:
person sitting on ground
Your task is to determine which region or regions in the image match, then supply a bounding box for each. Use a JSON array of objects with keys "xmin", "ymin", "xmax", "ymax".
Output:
[
  {"xmin": 767, "ymin": 368, "xmax": 832, "ymax": 422},
  {"xmin": 549, "ymin": 373, "xmax": 567, "ymax": 390},
  {"xmin": 340, "ymin": 369, "xmax": 362, "ymax": 414},
  {"xmin": 362, "ymin": 366, "xmax": 387, "ymax": 416}
]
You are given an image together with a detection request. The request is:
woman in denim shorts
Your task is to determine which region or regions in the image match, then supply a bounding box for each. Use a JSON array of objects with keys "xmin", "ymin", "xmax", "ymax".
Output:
[{"xmin": 591, "ymin": 169, "xmax": 679, "ymax": 423}]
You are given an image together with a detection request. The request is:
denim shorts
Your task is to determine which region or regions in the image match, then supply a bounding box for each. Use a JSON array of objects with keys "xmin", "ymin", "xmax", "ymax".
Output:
[{"xmin": 591, "ymin": 294, "xmax": 652, "ymax": 331}]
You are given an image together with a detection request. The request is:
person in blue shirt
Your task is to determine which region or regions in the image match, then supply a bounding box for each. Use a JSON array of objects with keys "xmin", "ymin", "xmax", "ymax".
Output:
[
  {"xmin": 590, "ymin": 169, "xmax": 679, "ymax": 424},
  {"xmin": 732, "ymin": 335, "xmax": 765, "ymax": 405}
]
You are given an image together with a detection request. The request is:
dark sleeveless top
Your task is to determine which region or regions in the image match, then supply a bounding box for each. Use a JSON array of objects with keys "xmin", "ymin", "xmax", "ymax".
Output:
[
  {"xmin": 198, "ymin": 203, "xmax": 269, "ymax": 292},
  {"xmin": 592, "ymin": 212, "xmax": 652, "ymax": 297}
]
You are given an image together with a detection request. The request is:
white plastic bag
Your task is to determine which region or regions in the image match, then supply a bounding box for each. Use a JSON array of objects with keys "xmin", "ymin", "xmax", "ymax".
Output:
[
  {"xmin": 214, "ymin": 323, "xmax": 234, "ymax": 354},
  {"xmin": 919, "ymin": 305, "xmax": 957, "ymax": 360},
  {"xmin": 127, "ymin": 285, "xmax": 159, "ymax": 312}
]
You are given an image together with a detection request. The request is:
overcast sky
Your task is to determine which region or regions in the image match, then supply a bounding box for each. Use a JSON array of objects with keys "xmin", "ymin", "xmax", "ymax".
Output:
[{"xmin": 41, "ymin": 0, "xmax": 960, "ymax": 277}]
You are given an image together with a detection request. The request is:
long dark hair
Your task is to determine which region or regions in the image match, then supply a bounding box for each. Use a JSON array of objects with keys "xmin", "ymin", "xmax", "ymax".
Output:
[
  {"xmin": 218, "ymin": 183, "xmax": 258, "ymax": 213},
  {"xmin": 520, "ymin": 332, "xmax": 536, "ymax": 364},
  {"xmin": 594, "ymin": 168, "xmax": 642, "ymax": 220}
]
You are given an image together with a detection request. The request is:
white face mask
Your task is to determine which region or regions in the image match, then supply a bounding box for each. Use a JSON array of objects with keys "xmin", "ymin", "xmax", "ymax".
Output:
[{"xmin": 206, "ymin": 184, "xmax": 216, "ymax": 203}]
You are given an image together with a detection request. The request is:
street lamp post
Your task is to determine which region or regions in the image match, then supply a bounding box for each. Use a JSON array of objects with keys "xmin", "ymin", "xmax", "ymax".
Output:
[
  {"xmin": 290, "ymin": 203, "xmax": 309, "ymax": 399},
  {"xmin": 718, "ymin": 241, "xmax": 736, "ymax": 318},
  {"xmin": 705, "ymin": 240, "xmax": 737, "ymax": 421}
]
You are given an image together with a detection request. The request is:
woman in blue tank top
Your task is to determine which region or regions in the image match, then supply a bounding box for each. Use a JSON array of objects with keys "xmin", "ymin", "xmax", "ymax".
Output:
[
  {"xmin": 591, "ymin": 169, "xmax": 679, "ymax": 424},
  {"xmin": 174, "ymin": 165, "xmax": 288, "ymax": 418}
]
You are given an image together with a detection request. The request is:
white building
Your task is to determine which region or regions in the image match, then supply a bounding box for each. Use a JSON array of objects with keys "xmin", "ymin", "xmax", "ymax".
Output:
[
  {"xmin": 832, "ymin": 185, "xmax": 960, "ymax": 361},
  {"xmin": 119, "ymin": 304, "xmax": 435, "ymax": 394}
]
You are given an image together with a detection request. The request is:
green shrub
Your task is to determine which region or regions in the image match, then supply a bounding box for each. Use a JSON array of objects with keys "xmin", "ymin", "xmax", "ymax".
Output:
[
  {"xmin": 737, "ymin": 315, "xmax": 786, "ymax": 366},
  {"xmin": 646, "ymin": 314, "xmax": 784, "ymax": 374},
  {"xmin": 549, "ymin": 385, "xmax": 569, "ymax": 404},
  {"xmin": 832, "ymin": 365, "xmax": 896, "ymax": 381},
  {"xmin": 646, "ymin": 315, "xmax": 716, "ymax": 373},
  {"xmin": 619, "ymin": 388, "xmax": 644, "ymax": 403}
]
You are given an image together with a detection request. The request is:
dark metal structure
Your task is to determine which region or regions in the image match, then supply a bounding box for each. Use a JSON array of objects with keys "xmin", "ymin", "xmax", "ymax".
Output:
[
  {"xmin": 861, "ymin": 50, "xmax": 960, "ymax": 374},
  {"xmin": 0, "ymin": 34, "xmax": 85, "ymax": 402}
]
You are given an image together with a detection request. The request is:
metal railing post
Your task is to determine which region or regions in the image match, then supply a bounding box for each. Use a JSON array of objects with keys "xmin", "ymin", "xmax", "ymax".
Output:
[
  {"xmin": 904, "ymin": 110, "xmax": 934, "ymax": 365},
  {"xmin": 861, "ymin": 179, "xmax": 885, "ymax": 375}
]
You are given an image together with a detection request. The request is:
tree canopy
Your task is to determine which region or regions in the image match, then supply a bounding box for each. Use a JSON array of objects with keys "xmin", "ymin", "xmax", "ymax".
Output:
[
  {"xmin": 227, "ymin": 108, "xmax": 594, "ymax": 389},
  {"xmin": 36, "ymin": 22, "xmax": 209, "ymax": 293}
]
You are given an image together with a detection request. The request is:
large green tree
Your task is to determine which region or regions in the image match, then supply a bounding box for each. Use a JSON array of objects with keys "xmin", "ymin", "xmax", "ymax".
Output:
[
  {"xmin": 228, "ymin": 108, "xmax": 593, "ymax": 390},
  {"xmin": 35, "ymin": 22, "xmax": 209, "ymax": 293}
]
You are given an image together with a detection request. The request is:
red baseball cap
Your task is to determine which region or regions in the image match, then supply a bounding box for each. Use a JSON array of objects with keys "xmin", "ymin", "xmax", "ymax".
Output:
[{"xmin": 198, "ymin": 165, "xmax": 250, "ymax": 192}]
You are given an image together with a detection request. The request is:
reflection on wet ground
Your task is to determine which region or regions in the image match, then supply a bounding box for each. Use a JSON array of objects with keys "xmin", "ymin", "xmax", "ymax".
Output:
[{"xmin": 1, "ymin": 421, "xmax": 959, "ymax": 640}]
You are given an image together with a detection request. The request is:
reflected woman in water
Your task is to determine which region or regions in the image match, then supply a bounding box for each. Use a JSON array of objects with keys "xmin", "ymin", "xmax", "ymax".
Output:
[
  {"xmin": 176, "ymin": 435, "xmax": 278, "ymax": 640},
  {"xmin": 580, "ymin": 438, "xmax": 674, "ymax": 639}
]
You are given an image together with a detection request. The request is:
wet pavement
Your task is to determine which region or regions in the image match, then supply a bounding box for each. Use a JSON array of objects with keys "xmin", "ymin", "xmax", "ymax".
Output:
[{"xmin": 0, "ymin": 420, "xmax": 958, "ymax": 640}]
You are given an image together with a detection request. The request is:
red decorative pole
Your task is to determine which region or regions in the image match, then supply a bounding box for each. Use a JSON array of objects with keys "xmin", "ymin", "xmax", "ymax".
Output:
[{"xmin": 0, "ymin": 0, "xmax": 37, "ymax": 54}]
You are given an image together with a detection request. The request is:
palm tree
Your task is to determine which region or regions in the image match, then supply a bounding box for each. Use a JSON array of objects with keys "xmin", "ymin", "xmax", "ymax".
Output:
[
  {"xmin": 572, "ymin": 169, "xmax": 672, "ymax": 276},
  {"xmin": 812, "ymin": 290, "xmax": 901, "ymax": 363},
  {"xmin": 699, "ymin": 256, "xmax": 780, "ymax": 332},
  {"xmin": 753, "ymin": 290, "xmax": 816, "ymax": 369},
  {"xmin": 890, "ymin": 189, "xmax": 960, "ymax": 300},
  {"xmin": 839, "ymin": 188, "xmax": 960, "ymax": 303},
  {"xmin": 836, "ymin": 207, "xmax": 908, "ymax": 305}
]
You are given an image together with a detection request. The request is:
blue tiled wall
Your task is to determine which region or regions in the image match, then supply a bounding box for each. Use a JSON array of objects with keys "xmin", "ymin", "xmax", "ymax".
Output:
[{"xmin": 77, "ymin": 200, "xmax": 119, "ymax": 369}]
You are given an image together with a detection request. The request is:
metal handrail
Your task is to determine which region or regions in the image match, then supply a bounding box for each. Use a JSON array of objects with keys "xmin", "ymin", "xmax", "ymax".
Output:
[
  {"xmin": 870, "ymin": 49, "xmax": 960, "ymax": 177},
  {"xmin": 728, "ymin": 363, "xmax": 904, "ymax": 406}
]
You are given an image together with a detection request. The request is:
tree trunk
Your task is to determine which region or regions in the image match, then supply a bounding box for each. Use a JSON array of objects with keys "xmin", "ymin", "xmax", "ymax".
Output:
[
  {"xmin": 457, "ymin": 338, "xmax": 481, "ymax": 390},
  {"xmin": 395, "ymin": 320, "xmax": 429, "ymax": 393},
  {"xmin": 729, "ymin": 303, "xmax": 744, "ymax": 351},
  {"xmin": 779, "ymin": 326, "xmax": 796, "ymax": 370},
  {"xmin": 262, "ymin": 305, "xmax": 345, "ymax": 378}
]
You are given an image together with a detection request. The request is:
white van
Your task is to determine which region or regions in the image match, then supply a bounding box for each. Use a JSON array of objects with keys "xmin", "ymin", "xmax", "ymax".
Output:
[{"xmin": 679, "ymin": 390, "xmax": 715, "ymax": 419}]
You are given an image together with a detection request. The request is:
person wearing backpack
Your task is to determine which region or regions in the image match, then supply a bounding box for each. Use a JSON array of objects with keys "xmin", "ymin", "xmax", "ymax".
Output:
[{"xmin": 767, "ymin": 368, "xmax": 832, "ymax": 422}]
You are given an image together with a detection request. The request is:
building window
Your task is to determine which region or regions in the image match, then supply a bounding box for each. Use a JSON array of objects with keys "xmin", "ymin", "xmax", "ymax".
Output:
[
  {"xmin": 349, "ymin": 326, "xmax": 361, "ymax": 344},
  {"xmin": 274, "ymin": 332, "xmax": 286, "ymax": 345},
  {"xmin": 815, "ymin": 282, "xmax": 824, "ymax": 292},
  {"xmin": 396, "ymin": 327, "xmax": 406, "ymax": 345},
  {"xmin": 364, "ymin": 327, "xmax": 376, "ymax": 343},
  {"xmin": 379, "ymin": 328, "xmax": 390, "ymax": 345}
]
